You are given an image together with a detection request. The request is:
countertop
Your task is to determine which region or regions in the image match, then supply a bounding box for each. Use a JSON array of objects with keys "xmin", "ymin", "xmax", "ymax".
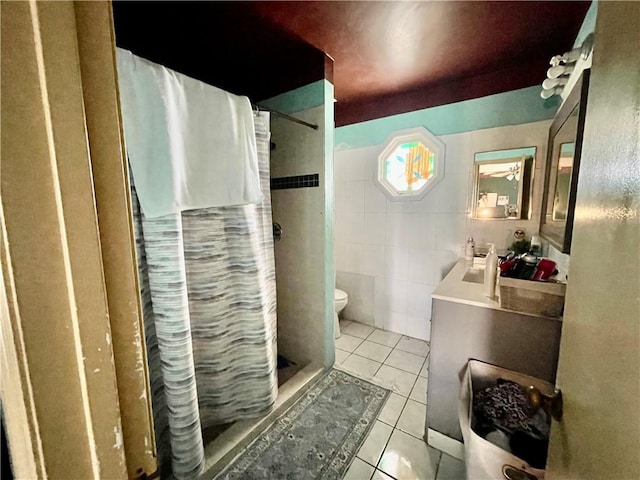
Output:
[{"xmin": 431, "ymin": 258, "xmax": 562, "ymax": 319}]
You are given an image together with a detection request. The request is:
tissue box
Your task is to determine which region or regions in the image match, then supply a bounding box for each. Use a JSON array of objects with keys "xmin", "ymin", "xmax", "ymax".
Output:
[{"xmin": 498, "ymin": 276, "xmax": 566, "ymax": 317}]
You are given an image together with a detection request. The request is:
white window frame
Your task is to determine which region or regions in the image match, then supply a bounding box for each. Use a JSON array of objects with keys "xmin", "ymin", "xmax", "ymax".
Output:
[{"xmin": 375, "ymin": 126, "xmax": 445, "ymax": 202}]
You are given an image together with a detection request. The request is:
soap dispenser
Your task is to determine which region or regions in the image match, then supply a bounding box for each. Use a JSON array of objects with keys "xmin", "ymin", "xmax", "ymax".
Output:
[{"xmin": 484, "ymin": 243, "xmax": 498, "ymax": 299}]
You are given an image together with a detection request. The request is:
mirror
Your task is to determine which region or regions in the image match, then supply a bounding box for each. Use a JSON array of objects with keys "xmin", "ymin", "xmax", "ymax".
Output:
[
  {"xmin": 540, "ymin": 69, "xmax": 590, "ymax": 253},
  {"xmin": 472, "ymin": 147, "xmax": 535, "ymax": 219}
]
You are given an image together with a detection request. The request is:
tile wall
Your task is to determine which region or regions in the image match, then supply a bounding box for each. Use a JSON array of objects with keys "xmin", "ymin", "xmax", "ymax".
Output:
[
  {"xmin": 334, "ymin": 120, "xmax": 552, "ymax": 340},
  {"xmin": 271, "ymin": 105, "xmax": 330, "ymax": 366}
]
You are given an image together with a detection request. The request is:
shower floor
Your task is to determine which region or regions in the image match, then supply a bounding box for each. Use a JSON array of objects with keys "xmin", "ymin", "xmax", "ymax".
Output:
[
  {"xmin": 203, "ymin": 423, "xmax": 234, "ymax": 445},
  {"xmin": 277, "ymin": 354, "xmax": 302, "ymax": 386}
]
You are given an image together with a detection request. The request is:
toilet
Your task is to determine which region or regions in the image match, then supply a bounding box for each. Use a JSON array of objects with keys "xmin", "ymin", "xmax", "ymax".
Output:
[{"xmin": 334, "ymin": 289, "xmax": 349, "ymax": 339}]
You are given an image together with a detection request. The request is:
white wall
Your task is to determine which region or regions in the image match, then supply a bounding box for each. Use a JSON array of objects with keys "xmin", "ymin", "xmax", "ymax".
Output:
[{"xmin": 334, "ymin": 120, "xmax": 551, "ymax": 340}]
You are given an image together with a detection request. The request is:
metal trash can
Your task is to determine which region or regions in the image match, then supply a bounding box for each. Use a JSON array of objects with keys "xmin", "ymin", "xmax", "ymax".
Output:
[{"xmin": 458, "ymin": 360, "xmax": 556, "ymax": 480}]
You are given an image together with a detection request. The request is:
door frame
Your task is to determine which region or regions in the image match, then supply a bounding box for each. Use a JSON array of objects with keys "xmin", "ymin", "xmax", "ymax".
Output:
[{"xmin": 1, "ymin": 1, "xmax": 156, "ymax": 478}]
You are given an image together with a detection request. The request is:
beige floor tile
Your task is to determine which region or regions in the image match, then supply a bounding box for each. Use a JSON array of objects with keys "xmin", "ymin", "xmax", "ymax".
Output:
[
  {"xmin": 419, "ymin": 357, "xmax": 429, "ymax": 377},
  {"xmin": 340, "ymin": 319, "xmax": 354, "ymax": 329},
  {"xmin": 342, "ymin": 354, "xmax": 382, "ymax": 379},
  {"xmin": 396, "ymin": 336, "xmax": 430, "ymax": 356},
  {"xmin": 396, "ymin": 399, "xmax": 427, "ymax": 439},
  {"xmin": 356, "ymin": 421, "xmax": 393, "ymax": 467},
  {"xmin": 378, "ymin": 430, "xmax": 441, "ymax": 480},
  {"xmin": 372, "ymin": 469, "xmax": 395, "ymax": 480},
  {"xmin": 384, "ymin": 348, "xmax": 424, "ymax": 375},
  {"xmin": 343, "ymin": 458, "xmax": 375, "ymax": 480},
  {"xmin": 368, "ymin": 329, "xmax": 402, "ymax": 348},
  {"xmin": 354, "ymin": 340, "xmax": 393, "ymax": 363},
  {"xmin": 344, "ymin": 322, "xmax": 376, "ymax": 339},
  {"xmin": 384, "ymin": 349, "xmax": 424, "ymax": 374},
  {"xmin": 335, "ymin": 349, "xmax": 350, "ymax": 365},
  {"xmin": 377, "ymin": 392, "xmax": 407, "ymax": 427},
  {"xmin": 435, "ymin": 453, "xmax": 466, "ymax": 480},
  {"xmin": 374, "ymin": 365, "xmax": 417, "ymax": 397},
  {"xmin": 336, "ymin": 333, "xmax": 364, "ymax": 353},
  {"xmin": 409, "ymin": 376, "xmax": 427, "ymax": 404}
]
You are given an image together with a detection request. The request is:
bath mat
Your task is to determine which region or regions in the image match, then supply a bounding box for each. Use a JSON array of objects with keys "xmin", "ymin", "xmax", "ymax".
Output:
[{"xmin": 215, "ymin": 368, "xmax": 390, "ymax": 480}]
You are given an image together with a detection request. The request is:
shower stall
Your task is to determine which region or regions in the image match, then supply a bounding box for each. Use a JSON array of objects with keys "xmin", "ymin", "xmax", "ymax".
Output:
[{"xmin": 116, "ymin": 48, "xmax": 335, "ymax": 479}]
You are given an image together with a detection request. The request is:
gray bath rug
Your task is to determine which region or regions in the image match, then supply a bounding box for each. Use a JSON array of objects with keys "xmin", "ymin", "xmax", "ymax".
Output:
[{"xmin": 216, "ymin": 368, "xmax": 390, "ymax": 479}]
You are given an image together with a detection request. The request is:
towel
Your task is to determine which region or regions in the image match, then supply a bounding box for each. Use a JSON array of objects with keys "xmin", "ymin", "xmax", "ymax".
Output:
[{"xmin": 116, "ymin": 48, "xmax": 263, "ymax": 218}]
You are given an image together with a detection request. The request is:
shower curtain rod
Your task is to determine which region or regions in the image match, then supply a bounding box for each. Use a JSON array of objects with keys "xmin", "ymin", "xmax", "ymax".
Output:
[{"xmin": 253, "ymin": 103, "xmax": 319, "ymax": 130}]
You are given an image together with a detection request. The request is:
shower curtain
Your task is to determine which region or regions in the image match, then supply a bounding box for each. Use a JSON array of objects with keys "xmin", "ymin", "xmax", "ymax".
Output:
[{"xmin": 131, "ymin": 113, "xmax": 277, "ymax": 479}]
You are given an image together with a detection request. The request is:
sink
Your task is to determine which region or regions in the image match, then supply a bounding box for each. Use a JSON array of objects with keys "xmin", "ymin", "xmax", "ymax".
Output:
[{"xmin": 462, "ymin": 268, "xmax": 484, "ymax": 284}]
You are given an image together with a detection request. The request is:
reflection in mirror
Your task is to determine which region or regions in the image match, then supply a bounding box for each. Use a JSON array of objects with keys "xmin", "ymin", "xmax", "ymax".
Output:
[
  {"xmin": 472, "ymin": 147, "xmax": 535, "ymax": 220},
  {"xmin": 552, "ymin": 143, "xmax": 575, "ymax": 221}
]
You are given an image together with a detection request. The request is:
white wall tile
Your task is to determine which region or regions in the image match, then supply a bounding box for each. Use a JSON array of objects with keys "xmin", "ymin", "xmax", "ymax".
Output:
[
  {"xmin": 346, "ymin": 149, "xmax": 376, "ymax": 181},
  {"xmin": 343, "ymin": 243, "xmax": 363, "ymax": 273},
  {"xmin": 334, "ymin": 155, "xmax": 349, "ymax": 182},
  {"xmin": 385, "ymin": 199, "xmax": 404, "ymax": 214},
  {"xmin": 386, "ymin": 198, "xmax": 427, "ymax": 214},
  {"xmin": 334, "ymin": 181, "xmax": 348, "ymax": 214},
  {"xmin": 405, "ymin": 214, "xmax": 437, "ymax": 250},
  {"xmin": 385, "ymin": 213, "xmax": 410, "ymax": 246},
  {"xmin": 432, "ymin": 249, "xmax": 460, "ymax": 284},
  {"xmin": 385, "ymin": 311, "xmax": 407, "ymax": 336},
  {"xmin": 364, "ymin": 213, "xmax": 386, "ymax": 245},
  {"xmin": 362, "ymin": 245, "xmax": 386, "ymax": 277},
  {"xmin": 440, "ymin": 131, "xmax": 475, "ymax": 174},
  {"xmin": 472, "ymin": 121, "xmax": 551, "ymax": 157},
  {"xmin": 344, "ymin": 180, "xmax": 365, "ymax": 213},
  {"xmin": 407, "ymin": 316, "xmax": 431, "ymax": 341},
  {"xmin": 407, "ymin": 248, "xmax": 434, "ymax": 285},
  {"xmin": 335, "ymin": 120, "xmax": 552, "ymax": 342},
  {"xmin": 387, "ymin": 279, "xmax": 408, "ymax": 314},
  {"xmin": 385, "ymin": 247, "xmax": 409, "ymax": 280},
  {"xmin": 407, "ymin": 282, "xmax": 433, "ymax": 319},
  {"xmin": 334, "ymin": 208, "xmax": 348, "ymax": 244},
  {"xmin": 503, "ymin": 222, "xmax": 537, "ymax": 250},
  {"xmin": 435, "ymin": 213, "xmax": 467, "ymax": 252},
  {"xmin": 365, "ymin": 183, "xmax": 387, "ymax": 213},
  {"xmin": 374, "ymin": 276, "xmax": 388, "ymax": 329},
  {"xmin": 344, "ymin": 212, "xmax": 366, "ymax": 245},
  {"xmin": 432, "ymin": 172, "xmax": 472, "ymax": 214},
  {"xmin": 337, "ymin": 271, "xmax": 376, "ymax": 326},
  {"xmin": 334, "ymin": 240, "xmax": 348, "ymax": 271}
]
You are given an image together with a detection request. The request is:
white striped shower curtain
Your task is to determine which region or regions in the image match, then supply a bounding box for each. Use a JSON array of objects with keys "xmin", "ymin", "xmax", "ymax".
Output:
[{"xmin": 131, "ymin": 113, "xmax": 277, "ymax": 479}]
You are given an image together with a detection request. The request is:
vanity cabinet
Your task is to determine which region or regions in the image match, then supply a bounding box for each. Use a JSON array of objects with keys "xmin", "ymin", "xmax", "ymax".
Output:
[{"xmin": 425, "ymin": 260, "xmax": 562, "ymax": 449}]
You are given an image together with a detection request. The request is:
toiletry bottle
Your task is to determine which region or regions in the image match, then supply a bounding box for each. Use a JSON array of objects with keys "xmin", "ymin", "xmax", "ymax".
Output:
[
  {"xmin": 530, "ymin": 233, "xmax": 542, "ymax": 257},
  {"xmin": 465, "ymin": 237, "xmax": 475, "ymax": 262},
  {"xmin": 484, "ymin": 243, "xmax": 498, "ymax": 299}
]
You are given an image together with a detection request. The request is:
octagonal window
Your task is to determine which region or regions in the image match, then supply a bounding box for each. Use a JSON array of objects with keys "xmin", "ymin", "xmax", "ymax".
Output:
[{"xmin": 376, "ymin": 127, "xmax": 445, "ymax": 201}]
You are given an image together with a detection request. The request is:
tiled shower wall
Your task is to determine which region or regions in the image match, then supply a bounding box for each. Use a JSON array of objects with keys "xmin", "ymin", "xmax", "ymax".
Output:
[
  {"xmin": 270, "ymin": 104, "xmax": 330, "ymax": 366},
  {"xmin": 334, "ymin": 120, "xmax": 551, "ymax": 340}
]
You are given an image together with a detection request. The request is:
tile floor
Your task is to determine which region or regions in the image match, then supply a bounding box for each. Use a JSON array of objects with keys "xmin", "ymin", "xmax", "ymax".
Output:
[{"xmin": 336, "ymin": 320, "xmax": 466, "ymax": 480}]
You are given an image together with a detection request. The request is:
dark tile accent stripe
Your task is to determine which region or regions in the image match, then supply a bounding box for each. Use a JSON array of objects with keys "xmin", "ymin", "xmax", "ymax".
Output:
[{"xmin": 270, "ymin": 174, "xmax": 319, "ymax": 190}]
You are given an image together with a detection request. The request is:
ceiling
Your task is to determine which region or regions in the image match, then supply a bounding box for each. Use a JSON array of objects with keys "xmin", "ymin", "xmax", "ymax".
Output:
[{"xmin": 113, "ymin": 1, "xmax": 591, "ymax": 126}]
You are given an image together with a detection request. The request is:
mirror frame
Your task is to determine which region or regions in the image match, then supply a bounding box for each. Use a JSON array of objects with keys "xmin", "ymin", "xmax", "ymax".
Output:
[
  {"xmin": 540, "ymin": 69, "xmax": 590, "ymax": 254},
  {"xmin": 471, "ymin": 151, "xmax": 534, "ymax": 220}
]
